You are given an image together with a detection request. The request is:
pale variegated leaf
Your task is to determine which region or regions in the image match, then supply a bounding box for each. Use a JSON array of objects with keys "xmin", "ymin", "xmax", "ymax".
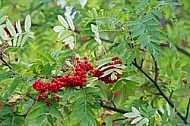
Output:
[
  {"xmin": 66, "ymin": 14, "xmax": 75, "ymax": 31},
  {"xmin": 58, "ymin": 15, "xmax": 69, "ymax": 28},
  {"xmin": 24, "ymin": 14, "xmax": 31, "ymax": 32},
  {"xmin": 6, "ymin": 19, "xmax": 16, "ymax": 36}
]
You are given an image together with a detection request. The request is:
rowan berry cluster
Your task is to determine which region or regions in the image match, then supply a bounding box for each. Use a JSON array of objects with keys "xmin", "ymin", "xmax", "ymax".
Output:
[
  {"xmin": 32, "ymin": 56, "xmax": 93, "ymax": 106},
  {"xmin": 54, "ymin": 56, "xmax": 93, "ymax": 88},
  {"xmin": 89, "ymin": 56, "xmax": 122, "ymax": 84},
  {"xmin": 33, "ymin": 80, "xmax": 60, "ymax": 106}
]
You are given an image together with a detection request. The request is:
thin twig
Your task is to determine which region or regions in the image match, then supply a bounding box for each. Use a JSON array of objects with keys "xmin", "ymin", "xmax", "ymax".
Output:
[
  {"xmin": 15, "ymin": 93, "xmax": 36, "ymax": 118},
  {"xmin": 132, "ymin": 61, "xmax": 188, "ymax": 124},
  {"xmin": 140, "ymin": 59, "xmax": 144, "ymax": 68},
  {"xmin": 26, "ymin": 92, "xmax": 36, "ymax": 101},
  {"xmin": 169, "ymin": 90, "xmax": 174, "ymax": 99},
  {"xmin": 0, "ymin": 51, "xmax": 12, "ymax": 70},
  {"xmin": 152, "ymin": 55, "xmax": 159, "ymax": 83},
  {"xmin": 111, "ymin": 100, "xmax": 116, "ymax": 109},
  {"xmin": 160, "ymin": 43, "xmax": 190, "ymax": 58},
  {"xmin": 97, "ymin": 100, "xmax": 128, "ymax": 114},
  {"xmin": 185, "ymin": 98, "xmax": 190, "ymax": 119},
  {"xmin": 113, "ymin": 118, "xmax": 126, "ymax": 122}
]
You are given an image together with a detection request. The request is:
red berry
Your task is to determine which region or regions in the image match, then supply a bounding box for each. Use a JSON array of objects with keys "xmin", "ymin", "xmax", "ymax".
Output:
[
  {"xmin": 46, "ymin": 101, "xmax": 52, "ymax": 107},
  {"xmin": 84, "ymin": 56, "xmax": 88, "ymax": 60}
]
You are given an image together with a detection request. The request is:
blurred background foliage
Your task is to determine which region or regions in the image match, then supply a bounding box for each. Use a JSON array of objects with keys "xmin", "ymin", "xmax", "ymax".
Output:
[{"xmin": 1, "ymin": 0, "xmax": 190, "ymax": 125}]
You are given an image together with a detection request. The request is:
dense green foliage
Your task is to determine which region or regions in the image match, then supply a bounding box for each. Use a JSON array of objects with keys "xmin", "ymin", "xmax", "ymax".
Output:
[{"xmin": 0, "ymin": 0, "xmax": 190, "ymax": 125}]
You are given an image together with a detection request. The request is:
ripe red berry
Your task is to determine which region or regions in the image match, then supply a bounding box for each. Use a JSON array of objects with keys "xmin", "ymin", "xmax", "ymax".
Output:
[
  {"xmin": 84, "ymin": 56, "xmax": 88, "ymax": 60},
  {"xmin": 112, "ymin": 56, "xmax": 119, "ymax": 61},
  {"xmin": 46, "ymin": 101, "xmax": 52, "ymax": 107}
]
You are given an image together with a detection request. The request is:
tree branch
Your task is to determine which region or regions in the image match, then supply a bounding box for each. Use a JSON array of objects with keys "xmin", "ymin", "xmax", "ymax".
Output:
[
  {"xmin": 185, "ymin": 98, "xmax": 190, "ymax": 119},
  {"xmin": 0, "ymin": 51, "xmax": 12, "ymax": 70},
  {"xmin": 160, "ymin": 43, "xmax": 190, "ymax": 58},
  {"xmin": 169, "ymin": 90, "xmax": 174, "ymax": 99},
  {"xmin": 97, "ymin": 100, "xmax": 128, "ymax": 114},
  {"xmin": 132, "ymin": 60, "xmax": 188, "ymax": 124},
  {"xmin": 15, "ymin": 93, "xmax": 36, "ymax": 118},
  {"xmin": 152, "ymin": 55, "xmax": 159, "ymax": 83}
]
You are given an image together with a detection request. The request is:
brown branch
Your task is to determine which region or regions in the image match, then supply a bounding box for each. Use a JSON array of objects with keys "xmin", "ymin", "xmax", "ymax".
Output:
[
  {"xmin": 132, "ymin": 60, "xmax": 188, "ymax": 124},
  {"xmin": 97, "ymin": 100, "xmax": 128, "ymax": 114}
]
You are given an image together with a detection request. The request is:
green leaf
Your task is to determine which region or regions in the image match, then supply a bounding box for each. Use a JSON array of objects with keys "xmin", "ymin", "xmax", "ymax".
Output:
[
  {"xmin": 66, "ymin": 14, "xmax": 75, "ymax": 31},
  {"xmin": 151, "ymin": 10, "xmax": 162, "ymax": 18},
  {"xmin": 0, "ymin": 106, "xmax": 14, "ymax": 115},
  {"xmin": 86, "ymin": 86, "xmax": 100, "ymax": 93},
  {"xmin": 81, "ymin": 117, "xmax": 89, "ymax": 126},
  {"xmin": 0, "ymin": 71, "xmax": 12, "ymax": 81},
  {"xmin": 49, "ymin": 106, "xmax": 63, "ymax": 118},
  {"xmin": 62, "ymin": 87, "xmax": 74, "ymax": 100},
  {"xmin": 97, "ymin": 57, "xmax": 112, "ymax": 68},
  {"xmin": 58, "ymin": 15, "xmax": 69, "ymax": 28},
  {"xmin": 27, "ymin": 102, "xmax": 45, "ymax": 118},
  {"xmin": 92, "ymin": 8, "xmax": 98, "ymax": 18},
  {"xmin": 111, "ymin": 80, "xmax": 122, "ymax": 92},
  {"xmin": 122, "ymin": 84, "xmax": 128, "ymax": 96},
  {"xmin": 6, "ymin": 19, "xmax": 17, "ymax": 36},
  {"xmin": 86, "ymin": 112, "xmax": 96, "ymax": 126},
  {"xmin": 17, "ymin": 34, "xmax": 22, "ymax": 47},
  {"xmin": 70, "ymin": 104, "xmax": 85, "ymax": 124},
  {"xmin": 131, "ymin": 28, "xmax": 144, "ymax": 38},
  {"xmin": 20, "ymin": 33, "xmax": 28, "ymax": 47},
  {"xmin": 40, "ymin": 63, "xmax": 53, "ymax": 75},
  {"xmin": 127, "ymin": 21, "xmax": 140, "ymax": 26},
  {"xmin": 36, "ymin": 51, "xmax": 49, "ymax": 62},
  {"xmin": 96, "ymin": 86, "xmax": 107, "ymax": 100},
  {"xmin": 129, "ymin": 24, "xmax": 141, "ymax": 31},
  {"xmin": 24, "ymin": 14, "xmax": 31, "ymax": 32},
  {"xmin": 0, "ymin": 6, "xmax": 9, "ymax": 17},
  {"xmin": 0, "ymin": 15, "xmax": 8, "ymax": 24},
  {"xmin": 136, "ymin": 33, "xmax": 148, "ymax": 47},
  {"xmin": 141, "ymin": 14, "xmax": 152, "ymax": 23},
  {"xmin": 148, "ymin": 118, "xmax": 155, "ymax": 126},
  {"xmin": 45, "ymin": 52, "xmax": 57, "ymax": 62},
  {"xmin": 31, "ymin": 114, "xmax": 46, "ymax": 125},
  {"xmin": 0, "ymin": 116, "xmax": 13, "ymax": 126},
  {"xmin": 69, "ymin": 97, "xmax": 85, "ymax": 110},
  {"xmin": 9, "ymin": 76, "xmax": 22, "ymax": 93},
  {"xmin": 47, "ymin": 114, "xmax": 54, "ymax": 126}
]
